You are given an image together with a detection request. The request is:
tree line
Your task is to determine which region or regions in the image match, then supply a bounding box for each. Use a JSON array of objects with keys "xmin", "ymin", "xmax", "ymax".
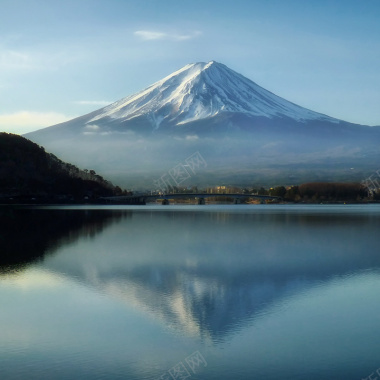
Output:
[{"xmin": 264, "ymin": 182, "xmax": 369, "ymax": 202}]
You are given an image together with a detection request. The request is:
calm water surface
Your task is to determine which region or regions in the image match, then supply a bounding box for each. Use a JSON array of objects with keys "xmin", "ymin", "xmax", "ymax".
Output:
[{"xmin": 1, "ymin": 204, "xmax": 380, "ymax": 380}]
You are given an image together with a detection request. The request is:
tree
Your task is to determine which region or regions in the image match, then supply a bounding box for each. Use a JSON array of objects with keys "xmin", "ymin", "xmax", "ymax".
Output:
[
  {"xmin": 269, "ymin": 186, "xmax": 286, "ymax": 197},
  {"xmin": 285, "ymin": 186, "xmax": 300, "ymax": 201},
  {"xmin": 258, "ymin": 187, "xmax": 268, "ymax": 195}
]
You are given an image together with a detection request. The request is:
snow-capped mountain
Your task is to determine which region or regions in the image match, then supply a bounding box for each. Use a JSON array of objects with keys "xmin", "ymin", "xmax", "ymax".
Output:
[
  {"xmin": 87, "ymin": 60, "xmax": 337, "ymax": 128},
  {"xmin": 25, "ymin": 61, "xmax": 380, "ymax": 188}
]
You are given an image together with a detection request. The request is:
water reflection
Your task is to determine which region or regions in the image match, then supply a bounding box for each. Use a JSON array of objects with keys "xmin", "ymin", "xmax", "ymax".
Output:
[
  {"xmin": 6, "ymin": 206, "xmax": 378, "ymax": 341},
  {"xmin": 0, "ymin": 207, "xmax": 130, "ymax": 272},
  {"xmin": 2, "ymin": 205, "xmax": 380, "ymax": 379}
]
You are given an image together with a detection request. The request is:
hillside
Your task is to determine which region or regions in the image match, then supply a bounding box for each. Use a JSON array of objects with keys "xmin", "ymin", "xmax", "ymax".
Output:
[{"xmin": 0, "ymin": 133, "xmax": 122, "ymax": 202}]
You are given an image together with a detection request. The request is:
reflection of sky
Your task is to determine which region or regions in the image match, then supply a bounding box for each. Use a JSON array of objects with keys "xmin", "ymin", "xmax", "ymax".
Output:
[
  {"xmin": 205, "ymin": 272, "xmax": 380, "ymax": 380},
  {"xmin": 1, "ymin": 205, "xmax": 380, "ymax": 379},
  {"xmin": 0, "ymin": 268, "xmax": 190, "ymax": 380}
]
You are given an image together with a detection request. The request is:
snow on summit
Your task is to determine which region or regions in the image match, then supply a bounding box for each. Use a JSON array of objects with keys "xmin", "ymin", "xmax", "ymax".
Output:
[{"xmin": 88, "ymin": 61, "xmax": 337, "ymax": 128}]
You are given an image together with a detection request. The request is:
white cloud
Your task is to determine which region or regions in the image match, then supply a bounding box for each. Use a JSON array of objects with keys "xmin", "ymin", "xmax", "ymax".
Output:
[
  {"xmin": 134, "ymin": 30, "xmax": 202, "ymax": 41},
  {"xmin": 185, "ymin": 135, "xmax": 199, "ymax": 141},
  {"xmin": 84, "ymin": 124, "xmax": 100, "ymax": 131},
  {"xmin": 134, "ymin": 30, "xmax": 167, "ymax": 41},
  {"xmin": 75, "ymin": 100, "xmax": 112, "ymax": 106},
  {"xmin": 0, "ymin": 111, "xmax": 72, "ymax": 134}
]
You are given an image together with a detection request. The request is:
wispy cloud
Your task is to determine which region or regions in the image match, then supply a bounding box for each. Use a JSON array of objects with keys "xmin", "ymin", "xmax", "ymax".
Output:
[
  {"xmin": 0, "ymin": 111, "xmax": 72, "ymax": 134},
  {"xmin": 0, "ymin": 48, "xmax": 82, "ymax": 73},
  {"xmin": 186, "ymin": 135, "xmax": 199, "ymax": 141},
  {"xmin": 75, "ymin": 100, "xmax": 112, "ymax": 106},
  {"xmin": 84, "ymin": 124, "xmax": 100, "ymax": 131},
  {"xmin": 134, "ymin": 30, "xmax": 202, "ymax": 41},
  {"xmin": 0, "ymin": 50, "xmax": 33, "ymax": 70},
  {"xmin": 134, "ymin": 30, "xmax": 166, "ymax": 41}
]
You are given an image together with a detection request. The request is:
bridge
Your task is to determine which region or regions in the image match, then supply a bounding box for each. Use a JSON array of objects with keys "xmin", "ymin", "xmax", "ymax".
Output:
[{"xmin": 100, "ymin": 193, "xmax": 281, "ymax": 205}]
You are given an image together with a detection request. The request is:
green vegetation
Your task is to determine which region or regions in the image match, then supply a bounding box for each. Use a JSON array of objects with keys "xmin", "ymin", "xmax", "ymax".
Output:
[
  {"xmin": 0, "ymin": 133, "xmax": 126, "ymax": 203},
  {"xmin": 282, "ymin": 183, "xmax": 368, "ymax": 203},
  {"xmin": 244, "ymin": 183, "xmax": 370, "ymax": 203}
]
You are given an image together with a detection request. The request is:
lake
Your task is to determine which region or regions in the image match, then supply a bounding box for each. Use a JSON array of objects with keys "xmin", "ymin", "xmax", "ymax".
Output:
[{"xmin": 1, "ymin": 204, "xmax": 380, "ymax": 380}]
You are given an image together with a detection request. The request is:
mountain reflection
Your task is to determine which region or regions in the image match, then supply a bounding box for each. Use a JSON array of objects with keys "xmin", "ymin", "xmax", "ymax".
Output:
[
  {"xmin": 0, "ymin": 207, "xmax": 130, "ymax": 272},
  {"xmin": 31, "ymin": 207, "xmax": 380, "ymax": 341}
]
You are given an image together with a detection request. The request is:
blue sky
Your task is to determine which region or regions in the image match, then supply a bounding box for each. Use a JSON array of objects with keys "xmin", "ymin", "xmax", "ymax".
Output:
[{"xmin": 1, "ymin": 0, "xmax": 379, "ymax": 134}]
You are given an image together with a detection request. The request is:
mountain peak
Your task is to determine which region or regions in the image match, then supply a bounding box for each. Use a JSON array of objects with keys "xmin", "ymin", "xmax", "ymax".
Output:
[
  {"xmin": 202, "ymin": 60, "xmax": 218, "ymax": 68},
  {"xmin": 86, "ymin": 61, "xmax": 337, "ymax": 128},
  {"xmin": 185, "ymin": 60, "xmax": 218, "ymax": 69}
]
